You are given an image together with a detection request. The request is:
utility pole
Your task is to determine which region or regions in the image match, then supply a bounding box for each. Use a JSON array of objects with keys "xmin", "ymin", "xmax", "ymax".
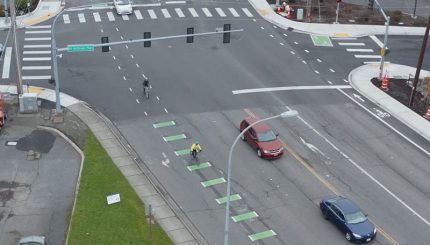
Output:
[
  {"xmin": 412, "ymin": 0, "xmax": 418, "ymax": 19},
  {"xmin": 3, "ymin": 0, "xmax": 9, "ymax": 23},
  {"xmin": 409, "ymin": 16, "xmax": 430, "ymax": 107},
  {"xmin": 9, "ymin": 0, "xmax": 23, "ymax": 95}
]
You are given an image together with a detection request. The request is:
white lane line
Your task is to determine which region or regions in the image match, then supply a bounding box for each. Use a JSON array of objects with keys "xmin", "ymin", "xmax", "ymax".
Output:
[
  {"xmin": 93, "ymin": 12, "xmax": 101, "ymax": 22},
  {"xmin": 107, "ymin": 12, "xmax": 115, "ymax": 21},
  {"xmin": 355, "ymin": 54, "xmax": 381, "ymax": 58},
  {"xmin": 24, "ymin": 44, "xmax": 51, "ymax": 48},
  {"xmin": 23, "ymin": 57, "xmax": 51, "ymax": 61},
  {"xmin": 22, "ymin": 66, "xmax": 51, "ymax": 70},
  {"xmin": 120, "ymin": 36, "xmax": 124, "ymax": 40},
  {"xmin": 229, "ymin": 8, "xmax": 239, "ymax": 17},
  {"xmin": 129, "ymin": 87, "xmax": 132, "ymax": 92},
  {"xmin": 363, "ymin": 61, "xmax": 390, "ymax": 64},
  {"xmin": 123, "ymin": 76, "xmax": 126, "ymax": 80},
  {"xmin": 294, "ymin": 41, "xmax": 298, "ymax": 44},
  {"xmin": 156, "ymin": 96, "xmax": 160, "ymax": 100},
  {"xmin": 144, "ymin": 111, "xmax": 148, "ymax": 116},
  {"xmin": 1, "ymin": 47, "xmax": 12, "ymax": 79},
  {"xmin": 302, "ymin": 60, "xmax": 307, "ymax": 64},
  {"xmin": 125, "ymin": 44, "xmax": 128, "ymax": 49},
  {"xmin": 327, "ymin": 80, "xmax": 333, "ymax": 84},
  {"xmin": 25, "ymin": 30, "xmax": 51, "ymax": 34},
  {"xmin": 232, "ymin": 85, "xmax": 352, "ymax": 94},
  {"xmin": 317, "ymin": 58, "xmax": 322, "ymax": 62},
  {"xmin": 280, "ymin": 43, "xmax": 284, "ymax": 46},
  {"xmin": 22, "ymin": 75, "xmax": 51, "ymax": 80},
  {"xmin": 331, "ymin": 37, "xmax": 357, "ymax": 40},
  {"xmin": 161, "ymin": 9, "xmax": 171, "ymax": 18},
  {"xmin": 165, "ymin": 0, "xmax": 186, "ymax": 4},
  {"xmin": 202, "ymin": 8, "xmax": 212, "ymax": 17},
  {"xmin": 118, "ymin": 65, "xmax": 121, "ymax": 70},
  {"xmin": 370, "ymin": 35, "xmax": 384, "ymax": 48},
  {"xmin": 26, "ymin": 25, "xmax": 51, "ymax": 29},
  {"xmin": 116, "ymin": 27, "xmax": 119, "ymax": 31},
  {"xmin": 100, "ymin": 29, "xmax": 104, "ymax": 33},
  {"xmin": 136, "ymin": 63, "xmax": 139, "ymax": 67},
  {"xmin": 304, "ymin": 49, "xmax": 309, "ymax": 53},
  {"xmin": 136, "ymin": 99, "xmax": 140, "ymax": 104},
  {"xmin": 347, "ymin": 48, "xmax": 374, "ymax": 52},
  {"xmin": 164, "ymin": 108, "xmax": 169, "ymax": 113},
  {"xmin": 329, "ymin": 68, "xmax": 335, "ymax": 73},
  {"xmin": 188, "ymin": 8, "xmax": 199, "ymax": 17},
  {"xmin": 148, "ymin": 9, "xmax": 157, "ymax": 19},
  {"xmin": 242, "ymin": 8, "xmax": 253, "ymax": 17},
  {"xmin": 134, "ymin": 10, "xmax": 143, "ymax": 19},
  {"xmin": 113, "ymin": 55, "xmax": 116, "ymax": 60},
  {"xmin": 215, "ymin": 8, "xmax": 226, "ymax": 17},
  {"xmin": 338, "ymin": 42, "xmax": 365, "ymax": 46},
  {"xmin": 175, "ymin": 8, "xmax": 185, "ymax": 17},
  {"xmin": 25, "ymin": 37, "xmax": 51, "ymax": 41},
  {"xmin": 63, "ymin": 14, "xmax": 70, "ymax": 24},
  {"xmin": 315, "ymin": 70, "xmax": 320, "ymax": 74},
  {"xmin": 290, "ymin": 51, "xmax": 295, "ymax": 54},
  {"xmin": 283, "ymin": 33, "xmax": 288, "ymax": 37},
  {"xmin": 130, "ymin": 54, "xmax": 134, "ymax": 59},
  {"xmin": 343, "ymin": 79, "xmax": 349, "ymax": 83},
  {"xmin": 23, "ymin": 50, "xmax": 51, "ymax": 54},
  {"xmin": 269, "ymin": 34, "xmax": 274, "ymax": 37},
  {"xmin": 78, "ymin": 13, "xmax": 86, "ymax": 23},
  {"xmin": 122, "ymin": 14, "xmax": 130, "ymax": 20},
  {"xmin": 260, "ymin": 26, "xmax": 264, "ymax": 30}
]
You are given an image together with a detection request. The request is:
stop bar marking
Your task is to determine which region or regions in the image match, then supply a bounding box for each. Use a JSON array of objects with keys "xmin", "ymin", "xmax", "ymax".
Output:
[{"xmin": 232, "ymin": 85, "xmax": 352, "ymax": 95}]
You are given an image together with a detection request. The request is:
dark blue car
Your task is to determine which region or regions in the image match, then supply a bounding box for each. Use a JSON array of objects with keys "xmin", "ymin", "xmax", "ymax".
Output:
[{"xmin": 320, "ymin": 196, "xmax": 377, "ymax": 243}]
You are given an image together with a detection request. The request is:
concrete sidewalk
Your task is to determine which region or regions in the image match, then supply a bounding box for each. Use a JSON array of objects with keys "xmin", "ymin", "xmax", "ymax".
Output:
[{"xmin": 0, "ymin": 85, "xmax": 200, "ymax": 245}]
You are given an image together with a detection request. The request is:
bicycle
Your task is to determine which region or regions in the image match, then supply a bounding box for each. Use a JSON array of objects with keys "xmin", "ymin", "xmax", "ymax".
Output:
[{"xmin": 143, "ymin": 86, "xmax": 150, "ymax": 99}]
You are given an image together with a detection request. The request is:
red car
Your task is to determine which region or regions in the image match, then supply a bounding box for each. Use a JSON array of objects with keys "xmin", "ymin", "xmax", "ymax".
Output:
[{"xmin": 239, "ymin": 116, "xmax": 284, "ymax": 159}]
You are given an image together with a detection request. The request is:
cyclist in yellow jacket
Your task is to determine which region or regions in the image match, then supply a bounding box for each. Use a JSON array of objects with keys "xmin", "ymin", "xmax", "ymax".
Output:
[{"xmin": 190, "ymin": 141, "xmax": 202, "ymax": 159}]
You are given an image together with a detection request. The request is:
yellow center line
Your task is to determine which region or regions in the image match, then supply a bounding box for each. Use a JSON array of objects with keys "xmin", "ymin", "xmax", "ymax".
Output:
[{"xmin": 243, "ymin": 109, "xmax": 398, "ymax": 245}]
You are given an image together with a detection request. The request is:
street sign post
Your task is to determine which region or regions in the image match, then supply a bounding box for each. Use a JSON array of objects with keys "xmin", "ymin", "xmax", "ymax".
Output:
[{"xmin": 67, "ymin": 44, "xmax": 95, "ymax": 52}]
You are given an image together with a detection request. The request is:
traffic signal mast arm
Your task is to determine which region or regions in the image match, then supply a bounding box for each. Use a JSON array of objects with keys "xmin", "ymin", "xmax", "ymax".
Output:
[{"xmin": 56, "ymin": 29, "xmax": 243, "ymax": 52}]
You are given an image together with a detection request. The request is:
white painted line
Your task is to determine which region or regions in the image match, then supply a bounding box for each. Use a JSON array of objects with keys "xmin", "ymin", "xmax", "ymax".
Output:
[
  {"xmin": 23, "ymin": 50, "xmax": 51, "ymax": 54},
  {"xmin": 113, "ymin": 55, "xmax": 116, "ymax": 60},
  {"xmin": 148, "ymin": 9, "xmax": 157, "ymax": 19},
  {"xmin": 156, "ymin": 96, "xmax": 160, "ymax": 100},
  {"xmin": 161, "ymin": 9, "xmax": 171, "ymax": 18},
  {"xmin": 260, "ymin": 26, "xmax": 264, "ymax": 30},
  {"xmin": 63, "ymin": 14, "xmax": 70, "ymax": 24},
  {"xmin": 1, "ymin": 47, "xmax": 12, "ymax": 79},
  {"xmin": 273, "ymin": 25, "xmax": 277, "ymax": 29},
  {"xmin": 175, "ymin": 8, "xmax": 185, "ymax": 17},
  {"xmin": 164, "ymin": 108, "xmax": 169, "ymax": 113},
  {"xmin": 136, "ymin": 99, "xmax": 140, "ymax": 104},
  {"xmin": 22, "ymin": 66, "xmax": 51, "ymax": 70},
  {"xmin": 315, "ymin": 70, "xmax": 319, "ymax": 74},
  {"xmin": 370, "ymin": 35, "xmax": 384, "ymax": 48},
  {"xmin": 123, "ymin": 76, "xmax": 126, "ymax": 80},
  {"xmin": 294, "ymin": 41, "xmax": 298, "ymax": 44},
  {"xmin": 354, "ymin": 54, "xmax": 381, "ymax": 59},
  {"xmin": 327, "ymin": 80, "xmax": 333, "ymax": 84},
  {"xmin": 120, "ymin": 36, "xmax": 124, "ymax": 40},
  {"xmin": 202, "ymin": 8, "xmax": 212, "ymax": 17},
  {"xmin": 329, "ymin": 68, "xmax": 335, "ymax": 73},
  {"xmin": 23, "ymin": 57, "xmax": 51, "ymax": 61},
  {"xmin": 122, "ymin": 14, "xmax": 130, "ymax": 20},
  {"xmin": 135, "ymin": 3, "xmax": 161, "ymax": 7},
  {"xmin": 107, "ymin": 12, "xmax": 115, "ymax": 21},
  {"xmin": 78, "ymin": 13, "xmax": 86, "ymax": 23},
  {"xmin": 136, "ymin": 63, "xmax": 139, "ymax": 67},
  {"xmin": 242, "ymin": 8, "xmax": 253, "ymax": 17},
  {"xmin": 317, "ymin": 58, "xmax": 322, "ymax": 62},
  {"xmin": 118, "ymin": 65, "xmax": 121, "ymax": 70},
  {"xmin": 93, "ymin": 12, "xmax": 101, "ymax": 22},
  {"xmin": 343, "ymin": 79, "xmax": 349, "ymax": 83},
  {"xmin": 283, "ymin": 33, "xmax": 288, "ymax": 36},
  {"xmin": 232, "ymin": 85, "xmax": 352, "ymax": 94},
  {"xmin": 363, "ymin": 61, "xmax": 390, "ymax": 64},
  {"xmin": 280, "ymin": 43, "xmax": 284, "ymax": 46},
  {"xmin": 134, "ymin": 10, "xmax": 143, "ymax": 19},
  {"xmin": 6, "ymin": 141, "xmax": 17, "ymax": 146},
  {"xmin": 26, "ymin": 25, "xmax": 51, "ymax": 29},
  {"xmin": 229, "ymin": 8, "xmax": 239, "ymax": 17},
  {"xmin": 22, "ymin": 75, "xmax": 51, "ymax": 80},
  {"xmin": 338, "ymin": 42, "xmax": 365, "ymax": 46},
  {"xmin": 24, "ymin": 44, "xmax": 51, "ymax": 48},
  {"xmin": 129, "ymin": 87, "xmax": 132, "ymax": 92},
  {"xmin": 215, "ymin": 8, "xmax": 226, "ymax": 17},
  {"xmin": 100, "ymin": 29, "xmax": 104, "ymax": 33},
  {"xmin": 188, "ymin": 8, "xmax": 199, "ymax": 17},
  {"xmin": 25, "ymin": 37, "xmax": 51, "ymax": 41},
  {"xmin": 165, "ymin": 0, "xmax": 186, "ymax": 4},
  {"xmin": 331, "ymin": 37, "xmax": 357, "ymax": 40},
  {"xmin": 25, "ymin": 30, "xmax": 51, "ymax": 34},
  {"xmin": 290, "ymin": 51, "xmax": 295, "ymax": 54},
  {"xmin": 346, "ymin": 48, "xmax": 374, "ymax": 52},
  {"xmin": 116, "ymin": 27, "xmax": 119, "ymax": 32},
  {"xmin": 130, "ymin": 54, "xmax": 134, "ymax": 59},
  {"xmin": 144, "ymin": 111, "xmax": 148, "ymax": 116},
  {"xmin": 269, "ymin": 34, "xmax": 274, "ymax": 37},
  {"xmin": 302, "ymin": 60, "xmax": 307, "ymax": 64},
  {"xmin": 125, "ymin": 45, "xmax": 128, "ymax": 49},
  {"xmin": 304, "ymin": 49, "xmax": 309, "ymax": 53}
]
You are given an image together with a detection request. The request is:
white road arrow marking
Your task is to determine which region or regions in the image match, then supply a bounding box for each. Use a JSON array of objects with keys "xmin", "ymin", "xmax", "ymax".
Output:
[{"xmin": 300, "ymin": 137, "xmax": 328, "ymax": 159}]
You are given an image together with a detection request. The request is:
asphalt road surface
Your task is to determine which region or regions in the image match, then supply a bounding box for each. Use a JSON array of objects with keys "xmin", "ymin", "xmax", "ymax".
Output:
[
  {"xmin": 1, "ymin": 1, "xmax": 430, "ymax": 244},
  {"xmin": 344, "ymin": 0, "xmax": 430, "ymax": 17}
]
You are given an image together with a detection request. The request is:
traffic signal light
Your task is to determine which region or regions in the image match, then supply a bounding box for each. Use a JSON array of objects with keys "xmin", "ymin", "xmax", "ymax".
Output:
[
  {"xmin": 368, "ymin": 0, "xmax": 374, "ymax": 9},
  {"xmin": 187, "ymin": 27, "xmax": 194, "ymax": 43},
  {"xmin": 144, "ymin": 32, "xmax": 151, "ymax": 47},
  {"xmin": 223, "ymin": 24, "xmax": 231, "ymax": 44},
  {"xmin": 101, "ymin": 36, "xmax": 109, "ymax": 52}
]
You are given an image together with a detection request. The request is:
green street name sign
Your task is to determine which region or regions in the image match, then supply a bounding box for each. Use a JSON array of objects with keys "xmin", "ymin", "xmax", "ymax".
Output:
[{"xmin": 67, "ymin": 45, "xmax": 95, "ymax": 52}]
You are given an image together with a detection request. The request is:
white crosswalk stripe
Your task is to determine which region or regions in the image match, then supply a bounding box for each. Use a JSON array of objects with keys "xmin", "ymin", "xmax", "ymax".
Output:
[
  {"xmin": 26, "ymin": 25, "xmax": 51, "ymax": 29},
  {"xmin": 242, "ymin": 8, "xmax": 253, "ymax": 17},
  {"xmin": 25, "ymin": 30, "xmax": 51, "ymax": 34},
  {"xmin": 22, "ymin": 76, "xmax": 52, "ymax": 80},
  {"xmin": 24, "ymin": 45, "xmax": 51, "ymax": 48},
  {"xmin": 202, "ymin": 8, "xmax": 212, "ymax": 17},
  {"xmin": 346, "ymin": 48, "xmax": 374, "ymax": 52},
  {"xmin": 188, "ymin": 8, "xmax": 199, "ymax": 17},
  {"xmin": 229, "ymin": 8, "xmax": 239, "ymax": 17},
  {"xmin": 78, "ymin": 13, "xmax": 86, "ymax": 23},
  {"xmin": 354, "ymin": 55, "xmax": 381, "ymax": 58},
  {"xmin": 122, "ymin": 14, "xmax": 130, "ymax": 20},
  {"xmin": 23, "ymin": 50, "xmax": 51, "ymax": 54},
  {"xmin": 134, "ymin": 10, "xmax": 143, "ymax": 19},
  {"xmin": 215, "ymin": 8, "xmax": 226, "ymax": 17},
  {"xmin": 363, "ymin": 61, "xmax": 389, "ymax": 64},
  {"xmin": 23, "ymin": 57, "xmax": 51, "ymax": 61},
  {"xmin": 175, "ymin": 8, "xmax": 185, "ymax": 17},
  {"xmin": 25, "ymin": 37, "xmax": 51, "ymax": 41},
  {"xmin": 107, "ymin": 12, "xmax": 115, "ymax": 21},
  {"xmin": 148, "ymin": 9, "xmax": 157, "ymax": 19},
  {"xmin": 161, "ymin": 9, "xmax": 171, "ymax": 18},
  {"xmin": 338, "ymin": 42, "xmax": 365, "ymax": 46},
  {"xmin": 63, "ymin": 14, "xmax": 70, "ymax": 24},
  {"xmin": 93, "ymin": 12, "xmax": 101, "ymax": 22},
  {"xmin": 22, "ymin": 66, "xmax": 51, "ymax": 70}
]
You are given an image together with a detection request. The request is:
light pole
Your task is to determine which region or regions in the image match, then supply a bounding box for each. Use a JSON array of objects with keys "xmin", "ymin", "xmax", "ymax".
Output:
[
  {"xmin": 51, "ymin": 8, "xmax": 65, "ymax": 114},
  {"xmin": 224, "ymin": 110, "xmax": 298, "ymax": 245}
]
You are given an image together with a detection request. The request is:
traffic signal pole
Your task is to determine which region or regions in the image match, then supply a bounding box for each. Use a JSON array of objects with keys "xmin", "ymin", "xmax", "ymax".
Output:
[{"xmin": 372, "ymin": 0, "xmax": 390, "ymax": 80}]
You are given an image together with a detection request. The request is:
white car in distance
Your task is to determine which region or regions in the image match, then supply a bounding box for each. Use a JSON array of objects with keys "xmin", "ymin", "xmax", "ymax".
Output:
[{"xmin": 113, "ymin": 0, "xmax": 133, "ymax": 15}]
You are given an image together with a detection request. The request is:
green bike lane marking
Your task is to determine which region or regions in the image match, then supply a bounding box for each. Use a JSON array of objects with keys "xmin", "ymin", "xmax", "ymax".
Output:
[
  {"xmin": 187, "ymin": 162, "xmax": 211, "ymax": 171},
  {"xmin": 248, "ymin": 230, "xmax": 277, "ymax": 241},
  {"xmin": 153, "ymin": 120, "xmax": 176, "ymax": 128},
  {"xmin": 216, "ymin": 194, "xmax": 241, "ymax": 204},
  {"xmin": 232, "ymin": 211, "xmax": 258, "ymax": 222},
  {"xmin": 163, "ymin": 133, "xmax": 186, "ymax": 142},
  {"xmin": 310, "ymin": 34, "xmax": 333, "ymax": 47},
  {"xmin": 201, "ymin": 177, "xmax": 226, "ymax": 188},
  {"xmin": 174, "ymin": 148, "xmax": 190, "ymax": 156}
]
